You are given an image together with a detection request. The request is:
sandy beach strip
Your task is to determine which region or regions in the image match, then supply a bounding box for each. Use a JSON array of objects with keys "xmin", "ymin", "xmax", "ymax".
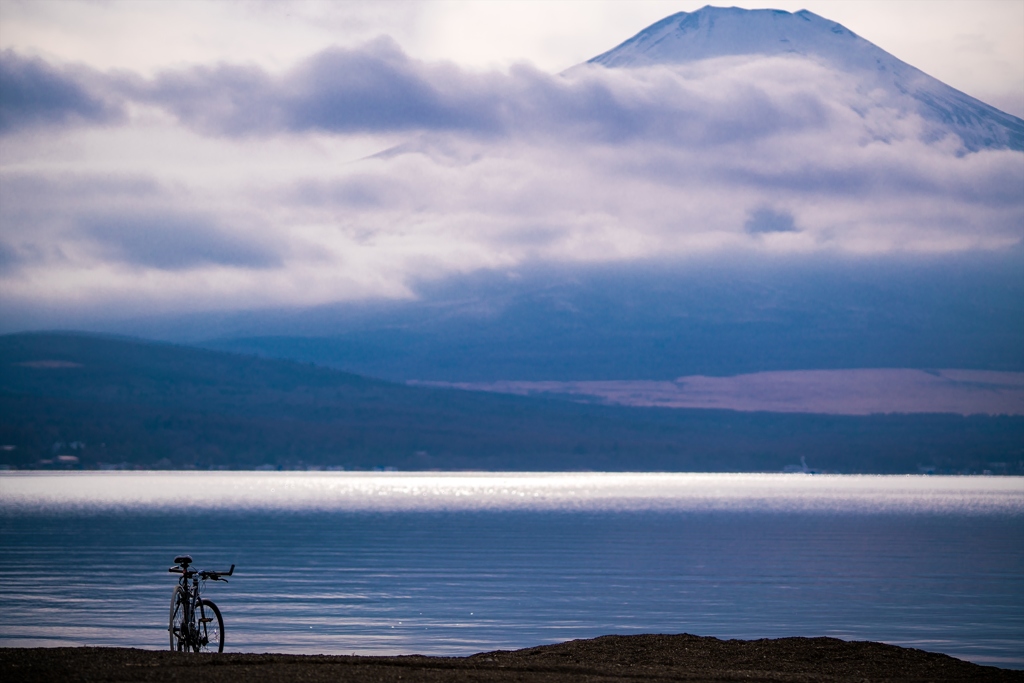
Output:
[{"xmin": 3, "ymin": 633, "xmax": 1021, "ymax": 682}]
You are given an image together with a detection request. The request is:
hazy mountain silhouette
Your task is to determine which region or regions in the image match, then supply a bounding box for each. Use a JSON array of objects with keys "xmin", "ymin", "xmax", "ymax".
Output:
[{"xmin": 132, "ymin": 9, "xmax": 1023, "ymax": 384}]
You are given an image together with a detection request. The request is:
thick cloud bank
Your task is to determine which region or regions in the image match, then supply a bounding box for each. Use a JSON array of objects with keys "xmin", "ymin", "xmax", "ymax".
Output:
[{"xmin": 0, "ymin": 40, "xmax": 1022, "ymax": 321}]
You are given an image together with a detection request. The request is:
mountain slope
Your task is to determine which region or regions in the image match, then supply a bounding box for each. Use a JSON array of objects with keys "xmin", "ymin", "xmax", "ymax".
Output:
[
  {"xmin": 587, "ymin": 6, "xmax": 1024, "ymax": 151},
  {"xmin": 197, "ymin": 254, "xmax": 1024, "ymax": 382}
]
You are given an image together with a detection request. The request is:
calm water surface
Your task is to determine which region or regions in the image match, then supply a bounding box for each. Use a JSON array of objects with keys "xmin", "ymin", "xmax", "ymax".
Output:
[{"xmin": 1, "ymin": 472, "xmax": 1022, "ymax": 668}]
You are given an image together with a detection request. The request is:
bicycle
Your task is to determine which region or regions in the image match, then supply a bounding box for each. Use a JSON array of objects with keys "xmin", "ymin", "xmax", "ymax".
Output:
[{"xmin": 168, "ymin": 555, "xmax": 234, "ymax": 652}]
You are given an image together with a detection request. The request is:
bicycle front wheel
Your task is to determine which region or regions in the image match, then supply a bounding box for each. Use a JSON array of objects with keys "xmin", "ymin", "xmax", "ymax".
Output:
[
  {"xmin": 168, "ymin": 586, "xmax": 187, "ymax": 652},
  {"xmin": 195, "ymin": 598, "xmax": 224, "ymax": 653}
]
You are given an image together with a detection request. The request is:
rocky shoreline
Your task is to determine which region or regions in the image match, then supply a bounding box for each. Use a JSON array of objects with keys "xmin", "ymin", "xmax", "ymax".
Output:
[{"xmin": 3, "ymin": 634, "xmax": 1022, "ymax": 682}]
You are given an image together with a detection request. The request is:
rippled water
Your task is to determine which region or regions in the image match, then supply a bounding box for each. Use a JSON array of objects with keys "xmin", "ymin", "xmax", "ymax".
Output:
[{"xmin": 1, "ymin": 473, "xmax": 1022, "ymax": 668}]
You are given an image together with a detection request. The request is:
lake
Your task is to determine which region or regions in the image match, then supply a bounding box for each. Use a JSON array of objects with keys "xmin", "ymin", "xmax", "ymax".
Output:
[{"xmin": 1, "ymin": 472, "xmax": 1022, "ymax": 668}]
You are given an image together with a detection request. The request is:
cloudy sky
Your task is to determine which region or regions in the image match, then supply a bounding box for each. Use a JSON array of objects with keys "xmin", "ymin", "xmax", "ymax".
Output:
[{"xmin": 1, "ymin": 0, "xmax": 1022, "ymax": 329}]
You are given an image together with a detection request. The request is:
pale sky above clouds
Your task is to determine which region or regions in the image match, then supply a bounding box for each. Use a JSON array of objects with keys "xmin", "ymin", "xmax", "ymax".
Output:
[
  {"xmin": 3, "ymin": 0, "xmax": 1022, "ymax": 115},
  {"xmin": 0, "ymin": 1, "xmax": 1022, "ymax": 327}
]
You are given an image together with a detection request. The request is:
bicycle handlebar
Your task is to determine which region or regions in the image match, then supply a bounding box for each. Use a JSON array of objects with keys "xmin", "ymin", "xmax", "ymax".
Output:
[
  {"xmin": 168, "ymin": 563, "xmax": 235, "ymax": 580},
  {"xmin": 202, "ymin": 564, "xmax": 235, "ymax": 581},
  {"xmin": 171, "ymin": 561, "xmax": 236, "ymax": 581}
]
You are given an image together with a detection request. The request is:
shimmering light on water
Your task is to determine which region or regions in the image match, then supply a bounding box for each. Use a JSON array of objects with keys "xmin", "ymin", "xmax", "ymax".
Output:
[
  {"xmin": 2, "ymin": 471, "xmax": 1022, "ymax": 514},
  {"xmin": 1, "ymin": 473, "xmax": 1022, "ymax": 668}
]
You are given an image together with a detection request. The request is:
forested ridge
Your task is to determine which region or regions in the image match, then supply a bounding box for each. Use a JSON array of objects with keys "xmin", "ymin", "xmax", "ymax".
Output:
[{"xmin": 1, "ymin": 332, "xmax": 1021, "ymax": 473}]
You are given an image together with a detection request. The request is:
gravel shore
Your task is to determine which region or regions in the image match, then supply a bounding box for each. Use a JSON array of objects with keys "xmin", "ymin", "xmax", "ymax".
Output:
[{"xmin": 3, "ymin": 634, "xmax": 1021, "ymax": 682}]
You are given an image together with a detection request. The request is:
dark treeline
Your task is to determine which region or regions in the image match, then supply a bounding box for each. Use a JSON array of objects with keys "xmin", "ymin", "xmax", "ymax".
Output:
[{"xmin": 1, "ymin": 332, "xmax": 1021, "ymax": 474}]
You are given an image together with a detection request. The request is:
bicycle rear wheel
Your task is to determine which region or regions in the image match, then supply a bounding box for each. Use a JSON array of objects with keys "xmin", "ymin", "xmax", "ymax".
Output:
[
  {"xmin": 195, "ymin": 599, "xmax": 224, "ymax": 653},
  {"xmin": 168, "ymin": 586, "xmax": 187, "ymax": 652}
]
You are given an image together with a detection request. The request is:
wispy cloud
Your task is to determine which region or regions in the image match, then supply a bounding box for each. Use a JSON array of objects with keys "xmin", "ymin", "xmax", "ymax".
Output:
[
  {"xmin": 79, "ymin": 211, "xmax": 281, "ymax": 270},
  {"xmin": 122, "ymin": 38, "xmax": 511, "ymax": 137},
  {"xmin": 0, "ymin": 50, "xmax": 124, "ymax": 134}
]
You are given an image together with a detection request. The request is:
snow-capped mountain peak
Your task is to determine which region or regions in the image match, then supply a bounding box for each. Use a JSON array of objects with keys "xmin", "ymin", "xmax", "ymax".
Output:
[
  {"xmin": 589, "ymin": 7, "xmax": 865, "ymax": 68},
  {"xmin": 586, "ymin": 6, "xmax": 1023, "ymax": 152}
]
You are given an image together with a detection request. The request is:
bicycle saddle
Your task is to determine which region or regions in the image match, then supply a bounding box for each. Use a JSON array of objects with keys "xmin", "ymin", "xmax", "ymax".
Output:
[{"xmin": 174, "ymin": 555, "xmax": 193, "ymax": 566}]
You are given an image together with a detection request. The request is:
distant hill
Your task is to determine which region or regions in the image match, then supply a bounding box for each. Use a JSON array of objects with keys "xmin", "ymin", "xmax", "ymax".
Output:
[{"xmin": 1, "ymin": 332, "xmax": 1021, "ymax": 474}]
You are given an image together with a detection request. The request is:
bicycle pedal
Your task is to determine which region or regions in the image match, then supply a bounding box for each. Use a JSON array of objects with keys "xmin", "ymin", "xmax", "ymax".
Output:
[{"xmin": 200, "ymin": 618, "xmax": 213, "ymax": 623}]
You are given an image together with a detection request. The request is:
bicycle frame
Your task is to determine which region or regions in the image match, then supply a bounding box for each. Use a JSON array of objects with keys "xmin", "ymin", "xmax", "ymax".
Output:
[
  {"xmin": 169, "ymin": 556, "xmax": 233, "ymax": 653},
  {"xmin": 173, "ymin": 572, "xmax": 202, "ymax": 650}
]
